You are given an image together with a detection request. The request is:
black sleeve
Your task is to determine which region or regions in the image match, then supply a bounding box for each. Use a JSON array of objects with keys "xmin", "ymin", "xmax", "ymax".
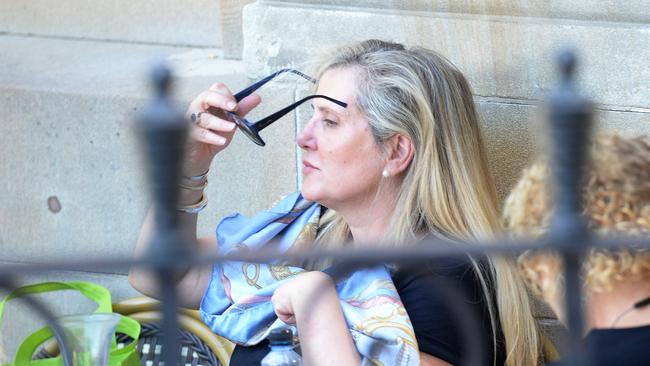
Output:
[{"xmin": 392, "ymin": 257, "xmax": 506, "ymax": 366}]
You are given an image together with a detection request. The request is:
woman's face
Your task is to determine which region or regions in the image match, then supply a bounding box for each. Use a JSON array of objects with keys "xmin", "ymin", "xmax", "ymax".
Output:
[{"xmin": 297, "ymin": 67, "xmax": 386, "ymax": 210}]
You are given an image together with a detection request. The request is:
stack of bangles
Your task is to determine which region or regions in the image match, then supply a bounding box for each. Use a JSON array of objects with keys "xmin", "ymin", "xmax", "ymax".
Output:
[{"xmin": 176, "ymin": 169, "xmax": 209, "ymax": 214}]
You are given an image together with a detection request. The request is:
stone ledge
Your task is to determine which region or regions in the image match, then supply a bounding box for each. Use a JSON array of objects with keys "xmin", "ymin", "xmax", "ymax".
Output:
[
  {"xmin": 0, "ymin": 35, "xmax": 245, "ymax": 99},
  {"xmin": 262, "ymin": 0, "xmax": 650, "ymax": 24}
]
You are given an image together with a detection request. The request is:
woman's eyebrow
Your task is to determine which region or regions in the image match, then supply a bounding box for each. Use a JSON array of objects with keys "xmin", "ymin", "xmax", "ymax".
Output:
[{"xmin": 315, "ymin": 104, "xmax": 344, "ymax": 116}]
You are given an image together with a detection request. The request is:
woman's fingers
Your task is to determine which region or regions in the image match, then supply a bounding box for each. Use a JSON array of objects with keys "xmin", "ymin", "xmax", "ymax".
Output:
[
  {"xmin": 184, "ymin": 83, "xmax": 263, "ymax": 154},
  {"xmin": 207, "ymin": 82, "xmax": 261, "ymax": 117},
  {"xmin": 188, "ymin": 84, "xmax": 261, "ymax": 121},
  {"xmin": 272, "ymin": 289, "xmax": 297, "ymax": 324},
  {"xmin": 235, "ymin": 94, "xmax": 262, "ymax": 117},
  {"xmin": 200, "ymin": 92, "xmax": 262, "ymax": 119},
  {"xmin": 199, "ymin": 89, "xmax": 238, "ymax": 114},
  {"xmin": 278, "ymin": 313, "xmax": 296, "ymax": 324},
  {"xmin": 196, "ymin": 113, "xmax": 237, "ymax": 133},
  {"xmin": 189, "ymin": 126, "xmax": 230, "ymax": 146}
]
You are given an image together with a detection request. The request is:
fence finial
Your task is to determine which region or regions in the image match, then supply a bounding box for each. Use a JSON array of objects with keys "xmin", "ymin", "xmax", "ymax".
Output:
[{"xmin": 136, "ymin": 61, "xmax": 188, "ymax": 366}]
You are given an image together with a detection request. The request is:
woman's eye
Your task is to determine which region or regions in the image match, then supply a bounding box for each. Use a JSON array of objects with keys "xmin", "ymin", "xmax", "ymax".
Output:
[{"xmin": 323, "ymin": 119, "xmax": 338, "ymax": 126}]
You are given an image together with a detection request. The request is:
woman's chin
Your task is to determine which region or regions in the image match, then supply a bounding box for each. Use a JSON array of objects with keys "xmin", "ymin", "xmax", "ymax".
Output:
[
  {"xmin": 300, "ymin": 183, "xmax": 332, "ymax": 204},
  {"xmin": 300, "ymin": 186, "xmax": 320, "ymax": 202}
]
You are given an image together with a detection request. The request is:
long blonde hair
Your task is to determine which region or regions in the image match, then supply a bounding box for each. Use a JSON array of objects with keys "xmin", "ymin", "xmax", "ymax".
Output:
[{"xmin": 310, "ymin": 40, "xmax": 542, "ymax": 366}]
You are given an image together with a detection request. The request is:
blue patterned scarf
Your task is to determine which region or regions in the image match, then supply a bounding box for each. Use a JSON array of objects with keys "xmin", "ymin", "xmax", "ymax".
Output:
[{"xmin": 200, "ymin": 192, "xmax": 419, "ymax": 365}]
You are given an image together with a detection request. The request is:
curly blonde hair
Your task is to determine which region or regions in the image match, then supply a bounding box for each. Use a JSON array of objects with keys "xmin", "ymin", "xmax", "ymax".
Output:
[{"xmin": 504, "ymin": 134, "xmax": 650, "ymax": 296}]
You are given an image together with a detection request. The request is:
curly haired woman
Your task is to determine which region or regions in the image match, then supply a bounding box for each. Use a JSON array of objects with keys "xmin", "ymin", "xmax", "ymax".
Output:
[{"xmin": 503, "ymin": 134, "xmax": 650, "ymax": 365}]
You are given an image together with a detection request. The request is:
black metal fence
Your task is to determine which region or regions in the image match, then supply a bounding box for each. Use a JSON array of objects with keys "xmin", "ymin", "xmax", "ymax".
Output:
[{"xmin": 1, "ymin": 49, "xmax": 648, "ymax": 366}]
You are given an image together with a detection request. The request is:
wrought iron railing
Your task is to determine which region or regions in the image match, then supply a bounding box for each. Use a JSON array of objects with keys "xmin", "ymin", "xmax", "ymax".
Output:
[{"xmin": 1, "ymin": 49, "xmax": 648, "ymax": 366}]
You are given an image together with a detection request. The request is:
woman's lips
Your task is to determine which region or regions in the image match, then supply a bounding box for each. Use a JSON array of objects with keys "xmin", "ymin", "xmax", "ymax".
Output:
[{"xmin": 303, "ymin": 160, "xmax": 318, "ymax": 174}]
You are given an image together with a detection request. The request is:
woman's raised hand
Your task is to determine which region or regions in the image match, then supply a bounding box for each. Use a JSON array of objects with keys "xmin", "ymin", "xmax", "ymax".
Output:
[{"xmin": 184, "ymin": 82, "xmax": 261, "ymax": 175}]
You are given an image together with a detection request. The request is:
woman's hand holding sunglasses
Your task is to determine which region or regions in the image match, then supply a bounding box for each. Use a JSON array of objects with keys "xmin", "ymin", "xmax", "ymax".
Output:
[{"xmin": 184, "ymin": 83, "xmax": 261, "ymax": 175}]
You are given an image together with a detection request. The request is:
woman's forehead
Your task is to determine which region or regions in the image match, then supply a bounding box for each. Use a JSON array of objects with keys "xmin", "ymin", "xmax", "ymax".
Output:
[
  {"xmin": 315, "ymin": 68, "xmax": 359, "ymax": 114},
  {"xmin": 317, "ymin": 68, "xmax": 358, "ymax": 100}
]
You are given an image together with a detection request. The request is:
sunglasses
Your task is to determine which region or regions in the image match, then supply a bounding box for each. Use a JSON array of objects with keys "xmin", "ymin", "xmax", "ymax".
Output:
[{"xmin": 208, "ymin": 68, "xmax": 347, "ymax": 146}]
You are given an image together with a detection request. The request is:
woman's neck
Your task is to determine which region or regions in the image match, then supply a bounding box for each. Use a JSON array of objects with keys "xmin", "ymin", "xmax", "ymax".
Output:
[
  {"xmin": 335, "ymin": 187, "xmax": 399, "ymax": 247},
  {"xmin": 346, "ymin": 211, "xmax": 393, "ymax": 246},
  {"xmin": 586, "ymin": 279, "xmax": 650, "ymax": 329}
]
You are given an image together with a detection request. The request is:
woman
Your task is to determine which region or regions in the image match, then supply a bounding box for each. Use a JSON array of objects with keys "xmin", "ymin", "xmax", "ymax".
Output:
[
  {"xmin": 130, "ymin": 40, "xmax": 541, "ymax": 365},
  {"xmin": 503, "ymin": 134, "xmax": 650, "ymax": 365}
]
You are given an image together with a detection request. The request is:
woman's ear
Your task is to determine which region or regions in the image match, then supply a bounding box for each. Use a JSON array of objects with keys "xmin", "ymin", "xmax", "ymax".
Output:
[{"xmin": 385, "ymin": 134, "xmax": 414, "ymax": 176}]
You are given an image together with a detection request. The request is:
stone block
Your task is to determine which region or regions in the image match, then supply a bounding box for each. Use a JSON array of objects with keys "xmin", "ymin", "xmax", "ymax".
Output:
[
  {"xmin": 220, "ymin": 0, "xmax": 258, "ymax": 59},
  {"xmin": 0, "ymin": 0, "xmax": 223, "ymax": 47},
  {"xmin": 243, "ymin": 2, "xmax": 650, "ymax": 110},
  {"xmin": 263, "ymin": 0, "xmax": 650, "ymax": 23},
  {"xmin": 477, "ymin": 98, "xmax": 650, "ymax": 202}
]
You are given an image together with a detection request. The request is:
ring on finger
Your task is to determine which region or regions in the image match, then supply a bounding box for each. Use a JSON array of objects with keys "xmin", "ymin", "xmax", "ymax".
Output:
[{"xmin": 190, "ymin": 111, "xmax": 205, "ymax": 125}]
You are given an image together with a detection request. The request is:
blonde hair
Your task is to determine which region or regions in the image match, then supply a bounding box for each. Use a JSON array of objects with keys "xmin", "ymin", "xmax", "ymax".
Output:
[
  {"xmin": 309, "ymin": 40, "xmax": 542, "ymax": 366},
  {"xmin": 504, "ymin": 134, "xmax": 650, "ymax": 295}
]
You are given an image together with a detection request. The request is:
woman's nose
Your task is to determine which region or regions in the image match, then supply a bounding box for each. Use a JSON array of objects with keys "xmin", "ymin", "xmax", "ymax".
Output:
[{"xmin": 297, "ymin": 118, "xmax": 317, "ymax": 150}]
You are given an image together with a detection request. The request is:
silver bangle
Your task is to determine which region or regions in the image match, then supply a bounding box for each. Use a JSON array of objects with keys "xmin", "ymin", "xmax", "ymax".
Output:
[
  {"xmin": 179, "ymin": 179, "xmax": 208, "ymax": 191},
  {"xmin": 183, "ymin": 169, "xmax": 209, "ymax": 182},
  {"xmin": 176, "ymin": 194, "xmax": 208, "ymax": 214}
]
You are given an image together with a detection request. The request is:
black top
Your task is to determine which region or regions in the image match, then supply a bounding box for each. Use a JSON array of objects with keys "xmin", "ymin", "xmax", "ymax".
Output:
[
  {"xmin": 392, "ymin": 256, "xmax": 506, "ymax": 366},
  {"xmin": 229, "ymin": 255, "xmax": 506, "ymax": 366},
  {"xmin": 552, "ymin": 324, "xmax": 650, "ymax": 366}
]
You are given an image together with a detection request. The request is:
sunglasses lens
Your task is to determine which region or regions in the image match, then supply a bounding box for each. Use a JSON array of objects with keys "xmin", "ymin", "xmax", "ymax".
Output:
[{"xmin": 228, "ymin": 113, "xmax": 266, "ymax": 146}]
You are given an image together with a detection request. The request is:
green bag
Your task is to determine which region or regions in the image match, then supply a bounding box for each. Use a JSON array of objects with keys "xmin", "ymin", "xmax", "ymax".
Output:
[{"xmin": 0, "ymin": 281, "xmax": 141, "ymax": 366}]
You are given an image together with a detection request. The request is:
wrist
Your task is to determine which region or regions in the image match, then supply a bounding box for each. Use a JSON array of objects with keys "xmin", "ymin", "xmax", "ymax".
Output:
[
  {"xmin": 178, "ymin": 187, "xmax": 204, "ymax": 204},
  {"xmin": 182, "ymin": 153, "xmax": 212, "ymax": 178},
  {"xmin": 292, "ymin": 273, "xmax": 335, "ymax": 309},
  {"xmin": 177, "ymin": 174, "xmax": 208, "ymax": 211},
  {"xmin": 176, "ymin": 193, "xmax": 208, "ymax": 214},
  {"xmin": 183, "ymin": 166, "xmax": 210, "ymax": 180}
]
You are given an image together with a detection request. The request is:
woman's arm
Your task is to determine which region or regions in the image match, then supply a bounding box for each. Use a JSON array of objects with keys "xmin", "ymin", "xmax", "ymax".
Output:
[
  {"xmin": 272, "ymin": 271, "xmax": 361, "ymax": 365},
  {"xmin": 128, "ymin": 84, "xmax": 261, "ymax": 309},
  {"xmin": 127, "ymin": 204, "xmax": 216, "ymax": 309}
]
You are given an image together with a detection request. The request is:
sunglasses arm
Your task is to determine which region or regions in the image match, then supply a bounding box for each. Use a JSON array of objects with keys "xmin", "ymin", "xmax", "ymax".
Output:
[
  {"xmin": 255, "ymin": 95, "xmax": 347, "ymax": 132},
  {"xmin": 234, "ymin": 69, "xmax": 316, "ymax": 102}
]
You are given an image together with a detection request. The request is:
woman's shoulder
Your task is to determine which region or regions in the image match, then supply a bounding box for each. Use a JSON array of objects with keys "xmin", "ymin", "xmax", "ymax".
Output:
[{"xmin": 392, "ymin": 252, "xmax": 492, "ymax": 292}]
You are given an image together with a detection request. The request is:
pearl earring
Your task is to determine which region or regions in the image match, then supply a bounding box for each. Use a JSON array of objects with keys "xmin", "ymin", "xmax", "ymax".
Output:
[{"xmin": 382, "ymin": 169, "xmax": 389, "ymax": 178}]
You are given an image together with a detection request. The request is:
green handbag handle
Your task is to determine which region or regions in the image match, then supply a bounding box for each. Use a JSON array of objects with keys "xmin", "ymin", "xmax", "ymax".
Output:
[
  {"xmin": 0, "ymin": 281, "xmax": 140, "ymax": 366},
  {"xmin": 13, "ymin": 316, "xmax": 141, "ymax": 366},
  {"xmin": 0, "ymin": 282, "xmax": 112, "ymax": 321}
]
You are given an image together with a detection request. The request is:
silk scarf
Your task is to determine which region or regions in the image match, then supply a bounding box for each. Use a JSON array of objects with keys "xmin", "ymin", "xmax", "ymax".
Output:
[{"xmin": 200, "ymin": 192, "xmax": 419, "ymax": 365}]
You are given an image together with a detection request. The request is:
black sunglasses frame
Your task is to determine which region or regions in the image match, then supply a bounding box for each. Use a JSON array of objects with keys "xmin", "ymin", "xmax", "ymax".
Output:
[{"xmin": 208, "ymin": 68, "xmax": 348, "ymax": 146}]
